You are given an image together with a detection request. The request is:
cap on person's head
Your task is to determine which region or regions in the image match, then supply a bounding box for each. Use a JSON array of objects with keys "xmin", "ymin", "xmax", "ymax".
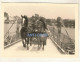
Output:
[
  {"xmin": 57, "ymin": 17, "xmax": 61, "ymax": 21},
  {"xmin": 23, "ymin": 15, "xmax": 28, "ymax": 19}
]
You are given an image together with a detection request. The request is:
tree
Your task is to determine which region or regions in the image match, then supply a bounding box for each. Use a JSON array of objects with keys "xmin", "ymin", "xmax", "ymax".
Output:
[
  {"xmin": 46, "ymin": 19, "xmax": 52, "ymax": 26},
  {"xmin": 63, "ymin": 19, "xmax": 75, "ymax": 28}
]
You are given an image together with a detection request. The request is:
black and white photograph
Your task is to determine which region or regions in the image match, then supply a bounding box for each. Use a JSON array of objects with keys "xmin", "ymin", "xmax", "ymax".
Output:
[{"xmin": 1, "ymin": 3, "xmax": 78, "ymax": 57}]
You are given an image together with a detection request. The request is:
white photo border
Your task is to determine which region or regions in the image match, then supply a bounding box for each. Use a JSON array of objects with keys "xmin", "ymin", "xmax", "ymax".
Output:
[{"xmin": 0, "ymin": 0, "xmax": 80, "ymax": 62}]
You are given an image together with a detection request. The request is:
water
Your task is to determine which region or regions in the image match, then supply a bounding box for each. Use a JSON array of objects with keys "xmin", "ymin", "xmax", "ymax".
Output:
[
  {"xmin": 61, "ymin": 27, "xmax": 75, "ymax": 40},
  {"xmin": 4, "ymin": 23, "xmax": 17, "ymax": 35},
  {"xmin": 48, "ymin": 25, "xmax": 75, "ymax": 40}
]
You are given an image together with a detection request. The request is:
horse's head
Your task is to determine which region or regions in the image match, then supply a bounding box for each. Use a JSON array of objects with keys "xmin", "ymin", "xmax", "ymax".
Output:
[{"xmin": 21, "ymin": 15, "xmax": 28, "ymax": 27}]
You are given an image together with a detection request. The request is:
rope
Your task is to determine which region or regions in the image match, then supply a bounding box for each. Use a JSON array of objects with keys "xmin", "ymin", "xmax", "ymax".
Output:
[
  {"xmin": 4, "ymin": 16, "xmax": 17, "ymax": 38},
  {"xmin": 60, "ymin": 19, "xmax": 72, "ymax": 40}
]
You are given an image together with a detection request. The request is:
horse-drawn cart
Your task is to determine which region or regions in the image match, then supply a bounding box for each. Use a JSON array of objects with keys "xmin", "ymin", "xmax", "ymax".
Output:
[{"xmin": 20, "ymin": 15, "xmax": 48, "ymax": 50}]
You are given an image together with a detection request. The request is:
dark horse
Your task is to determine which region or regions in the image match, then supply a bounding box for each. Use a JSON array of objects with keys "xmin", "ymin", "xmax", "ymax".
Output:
[
  {"xmin": 31, "ymin": 19, "xmax": 47, "ymax": 50},
  {"xmin": 20, "ymin": 15, "xmax": 29, "ymax": 50},
  {"xmin": 39, "ymin": 18, "xmax": 48, "ymax": 50}
]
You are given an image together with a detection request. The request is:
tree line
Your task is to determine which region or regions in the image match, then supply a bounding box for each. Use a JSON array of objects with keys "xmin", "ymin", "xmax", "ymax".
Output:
[
  {"xmin": 43, "ymin": 18, "xmax": 75, "ymax": 28},
  {"xmin": 4, "ymin": 12, "xmax": 75, "ymax": 28}
]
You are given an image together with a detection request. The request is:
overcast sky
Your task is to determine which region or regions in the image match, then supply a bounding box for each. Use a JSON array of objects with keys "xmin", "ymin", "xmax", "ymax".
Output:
[{"xmin": 3, "ymin": 3, "xmax": 76, "ymax": 19}]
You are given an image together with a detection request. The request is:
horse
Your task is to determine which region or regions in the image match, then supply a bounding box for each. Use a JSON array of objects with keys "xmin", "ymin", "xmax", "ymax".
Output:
[
  {"xmin": 39, "ymin": 19, "xmax": 48, "ymax": 50},
  {"xmin": 20, "ymin": 15, "xmax": 29, "ymax": 50},
  {"xmin": 32, "ymin": 19, "xmax": 48, "ymax": 50}
]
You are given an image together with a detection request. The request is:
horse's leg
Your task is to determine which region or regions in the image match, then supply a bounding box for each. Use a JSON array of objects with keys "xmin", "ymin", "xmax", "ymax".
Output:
[
  {"xmin": 38, "ymin": 38, "xmax": 40, "ymax": 50},
  {"xmin": 26, "ymin": 38, "xmax": 29, "ymax": 50},
  {"xmin": 22, "ymin": 39, "xmax": 24, "ymax": 47},
  {"xmin": 37, "ymin": 38, "xmax": 39, "ymax": 50},
  {"xmin": 23, "ymin": 38, "xmax": 26, "ymax": 47},
  {"xmin": 22, "ymin": 39, "xmax": 26, "ymax": 47},
  {"xmin": 42, "ymin": 41, "xmax": 44, "ymax": 50},
  {"xmin": 39, "ymin": 38, "xmax": 42, "ymax": 48},
  {"xmin": 30, "ymin": 37, "xmax": 32, "ymax": 46}
]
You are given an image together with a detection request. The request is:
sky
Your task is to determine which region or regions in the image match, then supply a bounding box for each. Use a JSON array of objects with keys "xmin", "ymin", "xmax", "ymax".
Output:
[{"xmin": 3, "ymin": 3, "xmax": 76, "ymax": 19}]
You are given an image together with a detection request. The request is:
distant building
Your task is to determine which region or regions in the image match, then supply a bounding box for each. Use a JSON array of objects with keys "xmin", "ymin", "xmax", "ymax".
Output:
[{"xmin": 4, "ymin": 12, "xmax": 9, "ymax": 23}]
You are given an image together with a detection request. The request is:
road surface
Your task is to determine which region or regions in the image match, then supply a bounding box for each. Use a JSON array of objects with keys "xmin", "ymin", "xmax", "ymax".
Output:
[{"xmin": 3, "ymin": 38, "xmax": 62, "ymax": 57}]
